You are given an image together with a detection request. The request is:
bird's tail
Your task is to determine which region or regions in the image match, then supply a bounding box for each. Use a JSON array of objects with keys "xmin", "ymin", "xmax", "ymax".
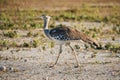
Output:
[
  {"xmin": 76, "ymin": 31, "xmax": 100, "ymax": 49},
  {"xmin": 85, "ymin": 36, "xmax": 100, "ymax": 49}
]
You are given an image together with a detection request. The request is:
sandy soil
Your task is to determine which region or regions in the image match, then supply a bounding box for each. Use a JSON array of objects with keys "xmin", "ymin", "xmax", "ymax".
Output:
[
  {"xmin": 0, "ymin": 43, "xmax": 120, "ymax": 80},
  {"xmin": 0, "ymin": 22, "xmax": 120, "ymax": 80},
  {"xmin": 0, "ymin": 0, "xmax": 120, "ymax": 79}
]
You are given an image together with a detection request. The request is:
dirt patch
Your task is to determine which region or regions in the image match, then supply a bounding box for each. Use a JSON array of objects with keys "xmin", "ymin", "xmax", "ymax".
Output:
[{"xmin": 0, "ymin": 43, "xmax": 120, "ymax": 80}]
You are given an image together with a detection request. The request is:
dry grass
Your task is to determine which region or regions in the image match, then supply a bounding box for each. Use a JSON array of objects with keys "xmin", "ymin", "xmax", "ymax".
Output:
[
  {"xmin": 0, "ymin": 0, "xmax": 120, "ymax": 10},
  {"xmin": 0, "ymin": 1, "xmax": 120, "ymax": 80},
  {"xmin": 0, "ymin": 0, "xmax": 120, "ymax": 53}
]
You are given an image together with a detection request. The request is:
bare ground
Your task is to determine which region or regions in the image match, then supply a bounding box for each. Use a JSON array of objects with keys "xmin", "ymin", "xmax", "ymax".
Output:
[
  {"xmin": 0, "ymin": 22, "xmax": 120, "ymax": 80},
  {"xmin": 0, "ymin": 0, "xmax": 120, "ymax": 79},
  {"xmin": 0, "ymin": 43, "xmax": 120, "ymax": 80}
]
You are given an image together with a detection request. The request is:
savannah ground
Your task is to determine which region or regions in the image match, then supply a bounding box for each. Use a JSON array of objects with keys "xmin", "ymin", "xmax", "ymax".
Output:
[{"xmin": 0, "ymin": 0, "xmax": 120, "ymax": 80}]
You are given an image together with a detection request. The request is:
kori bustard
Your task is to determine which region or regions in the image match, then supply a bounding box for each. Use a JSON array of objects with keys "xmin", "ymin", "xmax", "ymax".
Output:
[{"xmin": 40, "ymin": 15, "xmax": 99, "ymax": 68}]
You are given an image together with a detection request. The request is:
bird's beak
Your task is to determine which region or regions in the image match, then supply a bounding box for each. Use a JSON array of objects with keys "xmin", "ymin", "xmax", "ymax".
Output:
[
  {"xmin": 40, "ymin": 16, "xmax": 43, "ymax": 19},
  {"xmin": 34, "ymin": 16, "xmax": 41, "ymax": 20}
]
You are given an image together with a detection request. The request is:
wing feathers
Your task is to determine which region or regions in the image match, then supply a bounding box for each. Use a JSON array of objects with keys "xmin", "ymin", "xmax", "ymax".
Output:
[{"xmin": 49, "ymin": 26, "xmax": 99, "ymax": 48}]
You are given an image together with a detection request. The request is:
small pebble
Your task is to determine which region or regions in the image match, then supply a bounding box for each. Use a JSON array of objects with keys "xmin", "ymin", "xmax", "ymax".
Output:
[
  {"xmin": 116, "ymin": 54, "xmax": 120, "ymax": 58},
  {"xmin": 111, "ymin": 71, "xmax": 116, "ymax": 76},
  {"xmin": 74, "ymin": 65, "xmax": 79, "ymax": 68},
  {"xmin": 9, "ymin": 67, "xmax": 14, "ymax": 71},
  {"xmin": 24, "ymin": 59, "xmax": 27, "ymax": 62},
  {"xmin": 0, "ymin": 66, "xmax": 7, "ymax": 72},
  {"xmin": 21, "ymin": 57, "xmax": 23, "ymax": 59}
]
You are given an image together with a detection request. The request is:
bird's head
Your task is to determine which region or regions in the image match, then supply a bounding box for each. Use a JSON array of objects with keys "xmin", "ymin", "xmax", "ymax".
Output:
[{"xmin": 40, "ymin": 15, "xmax": 51, "ymax": 20}]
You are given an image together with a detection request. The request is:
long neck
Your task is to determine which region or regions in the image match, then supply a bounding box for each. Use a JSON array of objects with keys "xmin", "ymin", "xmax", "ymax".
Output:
[
  {"xmin": 43, "ymin": 18, "xmax": 51, "ymax": 39},
  {"xmin": 43, "ymin": 18, "xmax": 50, "ymax": 29}
]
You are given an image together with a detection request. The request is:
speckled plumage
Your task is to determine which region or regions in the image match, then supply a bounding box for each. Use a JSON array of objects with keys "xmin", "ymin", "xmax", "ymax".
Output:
[
  {"xmin": 40, "ymin": 15, "xmax": 99, "ymax": 67},
  {"xmin": 49, "ymin": 26, "xmax": 99, "ymax": 48}
]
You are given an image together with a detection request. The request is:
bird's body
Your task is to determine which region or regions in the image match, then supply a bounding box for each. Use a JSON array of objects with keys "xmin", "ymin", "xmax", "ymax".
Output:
[
  {"xmin": 40, "ymin": 15, "xmax": 99, "ymax": 68},
  {"xmin": 46, "ymin": 26, "xmax": 99, "ymax": 47}
]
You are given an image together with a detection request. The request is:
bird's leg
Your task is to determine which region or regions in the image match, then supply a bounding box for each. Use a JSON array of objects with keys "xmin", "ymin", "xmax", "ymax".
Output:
[
  {"xmin": 68, "ymin": 44, "xmax": 80, "ymax": 68},
  {"xmin": 50, "ymin": 45, "xmax": 62, "ymax": 68},
  {"xmin": 54, "ymin": 45, "xmax": 62, "ymax": 65}
]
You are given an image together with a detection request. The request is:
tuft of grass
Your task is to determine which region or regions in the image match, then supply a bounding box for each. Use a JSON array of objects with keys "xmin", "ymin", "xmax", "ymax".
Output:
[
  {"xmin": 40, "ymin": 34, "xmax": 45, "ymax": 38},
  {"xmin": 0, "ymin": 40, "xmax": 8, "ymax": 47},
  {"xmin": 112, "ymin": 25, "xmax": 120, "ymax": 34},
  {"xmin": 0, "ymin": 40, "xmax": 9, "ymax": 50},
  {"xmin": 30, "ymin": 23, "xmax": 43, "ymax": 29},
  {"xmin": 27, "ymin": 31, "xmax": 32, "ymax": 37},
  {"xmin": 3, "ymin": 31, "xmax": 17, "ymax": 38},
  {"xmin": 31, "ymin": 39, "xmax": 39, "ymax": 48},
  {"xmin": 11, "ymin": 42, "xmax": 17, "ymax": 47},
  {"xmin": 33, "ymin": 33, "xmax": 39, "ymax": 37},
  {"xmin": 42, "ymin": 46, "xmax": 46, "ymax": 51},
  {"xmin": 22, "ymin": 42, "xmax": 30, "ymax": 47},
  {"xmin": 105, "ymin": 42, "xmax": 113, "ymax": 50},
  {"xmin": 102, "ymin": 16, "xmax": 109, "ymax": 23},
  {"xmin": 75, "ymin": 45, "xmax": 80, "ymax": 49},
  {"xmin": 91, "ymin": 51, "xmax": 97, "ymax": 58},
  {"xmin": 92, "ymin": 33, "xmax": 97, "ymax": 38},
  {"xmin": 105, "ymin": 43, "xmax": 120, "ymax": 53},
  {"xmin": 112, "ymin": 36, "xmax": 115, "ymax": 41},
  {"xmin": 50, "ymin": 42, "xmax": 54, "ymax": 48},
  {"xmin": 30, "ymin": 23, "xmax": 36, "ymax": 28},
  {"xmin": 50, "ymin": 24, "xmax": 55, "ymax": 28}
]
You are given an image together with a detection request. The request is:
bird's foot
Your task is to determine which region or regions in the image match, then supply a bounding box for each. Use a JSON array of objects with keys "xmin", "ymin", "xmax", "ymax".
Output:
[
  {"xmin": 74, "ymin": 65, "xmax": 79, "ymax": 68},
  {"xmin": 49, "ymin": 65, "xmax": 55, "ymax": 68},
  {"xmin": 74, "ymin": 64, "xmax": 81, "ymax": 68},
  {"xmin": 49, "ymin": 63, "xmax": 56, "ymax": 68}
]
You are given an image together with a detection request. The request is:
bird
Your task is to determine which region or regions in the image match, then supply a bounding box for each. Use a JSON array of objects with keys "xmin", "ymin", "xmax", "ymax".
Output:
[{"xmin": 40, "ymin": 15, "xmax": 99, "ymax": 68}]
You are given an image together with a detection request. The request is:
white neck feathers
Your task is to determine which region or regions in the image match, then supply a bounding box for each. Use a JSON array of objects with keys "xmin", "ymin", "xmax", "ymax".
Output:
[{"xmin": 43, "ymin": 18, "xmax": 50, "ymax": 29}]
